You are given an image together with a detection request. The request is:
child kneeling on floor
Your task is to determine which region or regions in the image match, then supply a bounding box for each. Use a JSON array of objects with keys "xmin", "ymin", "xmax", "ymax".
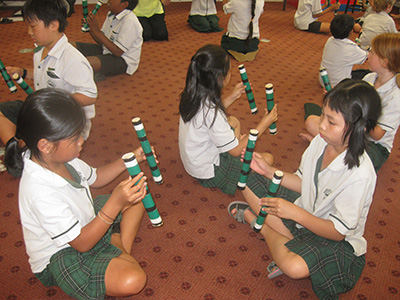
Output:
[
  {"xmin": 5, "ymin": 88, "xmax": 149, "ymax": 299},
  {"xmin": 229, "ymin": 80, "xmax": 381, "ymax": 299}
]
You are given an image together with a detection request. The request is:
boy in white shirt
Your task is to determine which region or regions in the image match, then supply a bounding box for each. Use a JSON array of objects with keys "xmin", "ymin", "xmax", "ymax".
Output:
[
  {"xmin": 294, "ymin": 0, "xmax": 340, "ymax": 33},
  {"xmin": 319, "ymin": 14, "xmax": 368, "ymax": 88}
]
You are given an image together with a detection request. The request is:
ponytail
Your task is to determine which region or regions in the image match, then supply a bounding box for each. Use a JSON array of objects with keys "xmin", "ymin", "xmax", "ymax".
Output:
[
  {"xmin": 246, "ymin": 0, "xmax": 256, "ymax": 45},
  {"xmin": 179, "ymin": 45, "xmax": 230, "ymax": 126},
  {"xmin": 4, "ymin": 136, "xmax": 24, "ymax": 177}
]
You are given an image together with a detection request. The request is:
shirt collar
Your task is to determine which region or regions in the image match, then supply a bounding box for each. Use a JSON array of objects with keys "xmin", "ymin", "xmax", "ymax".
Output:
[
  {"xmin": 108, "ymin": 9, "xmax": 130, "ymax": 20},
  {"xmin": 46, "ymin": 34, "xmax": 68, "ymax": 60}
]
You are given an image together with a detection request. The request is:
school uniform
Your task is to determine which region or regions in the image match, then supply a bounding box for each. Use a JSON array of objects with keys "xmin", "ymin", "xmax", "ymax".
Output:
[
  {"xmin": 188, "ymin": 0, "xmax": 222, "ymax": 32},
  {"xmin": 19, "ymin": 151, "xmax": 121, "ymax": 300},
  {"xmin": 76, "ymin": 10, "xmax": 143, "ymax": 76},
  {"xmin": 294, "ymin": 0, "xmax": 322, "ymax": 30},
  {"xmin": 320, "ymin": 37, "xmax": 368, "ymax": 88},
  {"xmin": 34, "ymin": 35, "xmax": 97, "ymax": 141},
  {"xmin": 358, "ymin": 11, "xmax": 397, "ymax": 49},
  {"xmin": 0, "ymin": 34, "xmax": 97, "ymax": 140},
  {"xmin": 221, "ymin": 0, "xmax": 264, "ymax": 54},
  {"xmin": 102, "ymin": 10, "xmax": 143, "ymax": 75},
  {"xmin": 249, "ymin": 135, "xmax": 376, "ymax": 299},
  {"xmin": 179, "ymin": 103, "xmax": 238, "ymax": 179},
  {"xmin": 133, "ymin": 0, "xmax": 168, "ymax": 41},
  {"xmin": 363, "ymin": 73, "xmax": 400, "ymax": 170}
]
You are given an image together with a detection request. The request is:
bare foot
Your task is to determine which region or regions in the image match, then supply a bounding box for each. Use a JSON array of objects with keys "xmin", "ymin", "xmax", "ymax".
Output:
[{"xmin": 299, "ymin": 133, "xmax": 313, "ymax": 143}]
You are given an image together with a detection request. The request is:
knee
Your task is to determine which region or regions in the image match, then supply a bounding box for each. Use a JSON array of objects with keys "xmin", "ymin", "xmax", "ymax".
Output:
[
  {"xmin": 281, "ymin": 261, "xmax": 309, "ymax": 280},
  {"xmin": 120, "ymin": 268, "xmax": 147, "ymax": 295},
  {"xmin": 304, "ymin": 116, "xmax": 318, "ymax": 133}
]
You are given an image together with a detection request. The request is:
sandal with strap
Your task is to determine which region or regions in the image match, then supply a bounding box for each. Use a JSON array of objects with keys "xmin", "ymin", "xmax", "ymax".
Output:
[
  {"xmin": 228, "ymin": 201, "xmax": 257, "ymax": 228},
  {"xmin": 267, "ymin": 261, "xmax": 283, "ymax": 279}
]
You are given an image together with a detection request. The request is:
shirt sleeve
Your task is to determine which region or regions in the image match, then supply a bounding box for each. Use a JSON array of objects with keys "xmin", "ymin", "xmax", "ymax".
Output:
[
  {"xmin": 328, "ymin": 177, "xmax": 374, "ymax": 236},
  {"xmin": 207, "ymin": 109, "xmax": 239, "ymax": 153},
  {"xmin": 114, "ymin": 17, "xmax": 141, "ymax": 53},
  {"xmin": 223, "ymin": 1, "xmax": 234, "ymax": 14},
  {"xmin": 29, "ymin": 191, "xmax": 82, "ymax": 247}
]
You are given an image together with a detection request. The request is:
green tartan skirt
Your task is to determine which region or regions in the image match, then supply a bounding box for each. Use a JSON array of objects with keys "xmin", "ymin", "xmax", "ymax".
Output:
[
  {"xmin": 34, "ymin": 195, "xmax": 122, "ymax": 300},
  {"xmin": 197, "ymin": 152, "xmax": 279, "ymax": 195},
  {"xmin": 284, "ymin": 220, "xmax": 365, "ymax": 300}
]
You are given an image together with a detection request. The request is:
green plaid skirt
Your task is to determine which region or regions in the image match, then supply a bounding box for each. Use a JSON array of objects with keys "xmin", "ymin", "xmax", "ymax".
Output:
[
  {"xmin": 258, "ymin": 174, "xmax": 364, "ymax": 300},
  {"xmin": 34, "ymin": 195, "xmax": 122, "ymax": 300},
  {"xmin": 284, "ymin": 220, "xmax": 365, "ymax": 300}
]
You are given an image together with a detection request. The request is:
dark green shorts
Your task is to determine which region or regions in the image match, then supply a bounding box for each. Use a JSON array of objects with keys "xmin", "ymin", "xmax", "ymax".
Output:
[
  {"xmin": 34, "ymin": 195, "xmax": 122, "ymax": 300},
  {"xmin": 0, "ymin": 100, "xmax": 23, "ymax": 125},
  {"xmin": 366, "ymin": 141, "xmax": 390, "ymax": 172},
  {"xmin": 75, "ymin": 42, "xmax": 127, "ymax": 76},
  {"xmin": 221, "ymin": 34, "xmax": 259, "ymax": 54},
  {"xmin": 188, "ymin": 15, "xmax": 223, "ymax": 32}
]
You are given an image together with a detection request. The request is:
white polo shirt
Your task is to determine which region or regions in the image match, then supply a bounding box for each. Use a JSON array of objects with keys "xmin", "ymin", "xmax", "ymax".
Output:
[
  {"xmin": 358, "ymin": 11, "xmax": 397, "ymax": 49},
  {"xmin": 223, "ymin": 0, "xmax": 264, "ymax": 40},
  {"xmin": 190, "ymin": 0, "xmax": 217, "ymax": 16},
  {"xmin": 294, "ymin": 0, "xmax": 322, "ymax": 30},
  {"xmin": 101, "ymin": 9, "xmax": 143, "ymax": 75},
  {"xmin": 19, "ymin": 151, "xmax": 98, "ymax": 273},
  {"xmin": 363, "ymin": 73, "xmax": 400, "ymax": 152},
  {"xmin": 294, "ymin": 135, "xmax": 376, "ymax": 256},
  {"xmin": 320, "ymin": 37, "xmax": 368, "ymax": 88},
  {"xmin": 33, "ymin": 34, "xmax": 97, "ymax": 140},
  {"xmin": 179, "ymin": 103, "xmax": 239, "ymax": 179}
]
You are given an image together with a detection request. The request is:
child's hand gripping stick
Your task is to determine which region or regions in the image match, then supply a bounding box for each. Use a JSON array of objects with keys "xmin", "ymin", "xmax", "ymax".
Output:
[
  {"xmin": 0, "ymin": 58, "xmax": 17, "ymax": 93},
  {"xmin": 122, "ymin": 152, "xmax": 163, "ymax": 227},
  {"xmin": 238, "ymin": 64, "xmax": 258, "ymax": 114},
  {"xmin": 319, "ymin": 67, "xmax": 332, "ymax": 91},
  {"xmin": 237, "ymin": 129, "xmax": 259, "ymax": 190},
  {"xmin": 253, "ymin": 170, "xmax": 283, "ymax": 233},
  {"xmin": 132, "ymin": 117, "xmax": 163, "ymax": 185},
  {"xmin": 81, "ymin": 1, "xmax": 102, "ymax": 32},
  {"xmin": 265, "ymin": 83, "xmax": 277, "ymax": 135},
  {"xmin": 13, "ymin": 73, "xmax": 33, "ymax": 95}
]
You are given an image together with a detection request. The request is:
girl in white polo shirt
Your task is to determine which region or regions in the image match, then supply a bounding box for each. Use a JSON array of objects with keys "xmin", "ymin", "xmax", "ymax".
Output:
[
  {"xmin": 229, "ymin": 79, "xmax": 381, "ymax": 299},
  {"xmin": 179, "ymin": 44, "xmax": 277, "ymax": 195},
  {"xmin": 5, "ymin": 88, "xmax": 150, "ymax": 299},
  {"xmin": 220, "ymin": 0, "xmax": 265, "ymax": 61}
]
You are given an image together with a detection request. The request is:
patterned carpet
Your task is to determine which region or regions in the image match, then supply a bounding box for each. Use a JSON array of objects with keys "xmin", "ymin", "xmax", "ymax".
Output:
[{"xmin": 0, "ymin": 2, "xmax": 399, "ymax": 300}]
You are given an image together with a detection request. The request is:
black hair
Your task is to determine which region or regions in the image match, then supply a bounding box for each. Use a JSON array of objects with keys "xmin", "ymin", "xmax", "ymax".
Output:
[
  {"xmin": 4, "ymin": 88, "xmax": 86, "ymax": 177},
  {"xmin": 22, "ymin": 0, "xmax": 68, "ymax": 32},
  {"xmin": 125, "ymin": 0, "xmax": 138, "ymax": 10},
  {"xmin": 323, "ymin": 79, "xmax": 381, "ymax": 169},
  {"xmin": 330, "ymin": 14, "xmax": 354, "ymax": 39},
  {"xmin": 246, "ymin": 0, "xmax": 256, "ymax": 45},
  {"xmin": 179, "ymin": 44, "xmax": 230, "ymax": 127}
]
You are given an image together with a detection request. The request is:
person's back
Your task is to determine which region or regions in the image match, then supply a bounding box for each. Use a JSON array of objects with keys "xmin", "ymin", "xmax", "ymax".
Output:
[
  {"xmin": 320, "ymin": 14, "xmax": 368, "ymax": 88},
  {"xmin": 358, "ymin": 0, "xmax": 397, "ymax": 48},
  {"xmin": 133, "ymin": 0, "xmax": 169, "ymax": 41}
]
